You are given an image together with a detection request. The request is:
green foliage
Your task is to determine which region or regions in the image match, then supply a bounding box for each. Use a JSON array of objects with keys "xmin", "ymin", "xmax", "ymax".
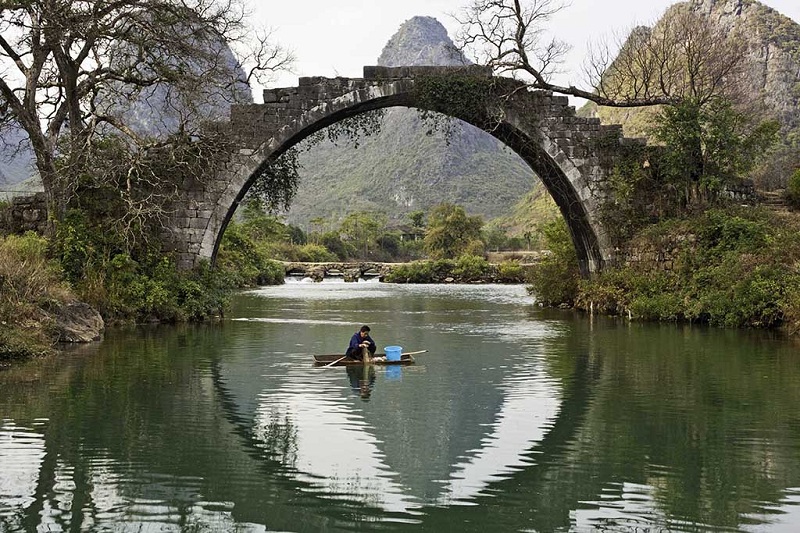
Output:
[
  {"xmin": 98, "ymin": 255, "xmax": 230, "ymax": 322},
  {"xmin": 651, "ymin": 97, "xmax": 779, "ymax": 205},
  {"xmin": 384, "ymin": 261, "xmax": 438, "ymax": 284},
  {"xmin": 217, "ymin": 219, "xmax": 287, "ymax": 287},
  {"xmin": 526, "ymin": 219, "xmax": 581, "ymax": 306},
  {"xmin": 786, "ymin": 168, "xmax": 800, "ymax": 209},
  {"xmin": 249, "ymin": 148, "xmax": 300, "ymax": 213},
  {"xmin": 413, "ymin": 74, "xmax": 496, "ymax": 140},
  {"xmin": 408, "ymin": 210, "xmax": 426, "ymax": 229},
  {"xmin": 576, "ymin": 209, "xmax": 800, "ymax": 330},
  {"xmin": 424, "ymin": 203, "xmax": 484, "ymax": 259},
  {"xmin": 306, "ymin": 109, "xmax": 385, "ymax": 149},
  {"xmin": 496, "ymin": 261, "xmax": 526, "ymax": 283},
  {"xmin": 693, "ymin": 209, "xmax": 769, "ymax": 257},
  {"xmin": 453, "ymin": 254, "xmax": 491, "ymax": 281},
  {"xmin": 339, "ymin": 212, "xmax": 386, "ymax": 259},
  {"xmin": 319, "ymin": 232, "xmax": 352, "ymax": 260},
  {"xmin": 52, "ymin": 209, "xmax": 233, "ymax": 323}
]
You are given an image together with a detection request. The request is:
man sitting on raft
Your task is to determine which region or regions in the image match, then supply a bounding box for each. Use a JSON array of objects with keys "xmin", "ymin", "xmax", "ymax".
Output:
[{"xmin": 346, "ymin": 325, "xmax": 377, "ymax": 361}]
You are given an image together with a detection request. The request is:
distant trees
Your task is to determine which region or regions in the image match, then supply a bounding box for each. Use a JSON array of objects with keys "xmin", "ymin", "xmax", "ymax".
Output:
[
  {"xmin": 339, "ymin": 212, "xmax": 386, "ymax": 258},
  {"xmin": 424, "ymin": 203, "xmax": 484, "ymax": 259}
]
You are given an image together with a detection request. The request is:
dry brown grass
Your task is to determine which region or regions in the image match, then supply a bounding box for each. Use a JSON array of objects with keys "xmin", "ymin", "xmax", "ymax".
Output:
[{"xmin": 0, "ymin": 232, "xmax": 73, "ymax": 359}]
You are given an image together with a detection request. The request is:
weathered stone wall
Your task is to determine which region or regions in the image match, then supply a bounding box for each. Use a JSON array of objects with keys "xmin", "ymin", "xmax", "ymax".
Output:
[
  {"xmin": 0, "ymin": 193, "xmax": 47, "ymax": 236},
  {"xmin": 619, "ymin": 234, "xmax": 697, "ymax": 272}
]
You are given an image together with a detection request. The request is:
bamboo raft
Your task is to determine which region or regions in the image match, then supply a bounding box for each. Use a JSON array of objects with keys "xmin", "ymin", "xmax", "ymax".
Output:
[{"xmin": 313, "ymin": 350, "xmax": 425, "ymax": 367}]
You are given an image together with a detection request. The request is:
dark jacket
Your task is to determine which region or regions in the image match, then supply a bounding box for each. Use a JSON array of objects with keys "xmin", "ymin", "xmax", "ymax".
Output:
[{"xmin": 346, "ymin": 332, "xmax": 376, "ymax": 358}]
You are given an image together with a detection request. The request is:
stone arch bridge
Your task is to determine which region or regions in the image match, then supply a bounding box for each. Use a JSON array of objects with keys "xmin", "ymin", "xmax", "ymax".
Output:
[{"xmin": 163, "ymin": 65, "xmax": 643, "ymax": 276}]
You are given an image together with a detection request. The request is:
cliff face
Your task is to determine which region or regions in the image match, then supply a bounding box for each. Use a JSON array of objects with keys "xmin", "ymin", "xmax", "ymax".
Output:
[
  {"xmin": 377, "ymin": 16, "xmax": 470, "ymax": 67},
  {"xmin": 100, "ymin": 31, "xmax": 253, "ymax": 138},
  {"xmin": 286, "ymin": 17, "xmax": 539, "ymax": 228},
  {"xmin": 0, "ymin": 126, "xmax": 35, "ymax": 188},
  {"xmin": 691, "ymin": 0, "xmax": 800, "ymax": 133}
]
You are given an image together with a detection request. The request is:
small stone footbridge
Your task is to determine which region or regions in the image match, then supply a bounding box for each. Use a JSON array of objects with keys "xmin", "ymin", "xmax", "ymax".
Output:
[
  {"xmin": 163, "ymin": 65, "xmax": 646, "ymax": 276},
  {"xmin": 282, "ymin": 261, "xmax": 393, "ymax": 282}
]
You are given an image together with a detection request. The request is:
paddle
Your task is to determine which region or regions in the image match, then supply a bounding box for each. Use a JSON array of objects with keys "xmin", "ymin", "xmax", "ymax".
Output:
[
  {"xmin": 323, "ymin": 355, "xmax": 347, "ymax": 368},
  {"xmin": 323, "ymin": 350, "xmax": 427, "ymax": 367}
]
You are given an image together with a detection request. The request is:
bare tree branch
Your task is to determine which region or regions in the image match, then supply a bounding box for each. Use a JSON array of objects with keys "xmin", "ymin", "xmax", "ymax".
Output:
[{"xmin": 454, "ymin": 0, "xmax": 747, "ymax": 108}]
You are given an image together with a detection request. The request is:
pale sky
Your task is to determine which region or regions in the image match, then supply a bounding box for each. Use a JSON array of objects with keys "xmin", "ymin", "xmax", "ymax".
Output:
[{"xmin": 250, "ymin": 0, "xmax": 800, "ymax": 102}]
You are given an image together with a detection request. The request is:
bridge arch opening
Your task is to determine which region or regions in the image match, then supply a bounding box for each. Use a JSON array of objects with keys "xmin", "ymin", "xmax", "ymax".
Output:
[{"xmin": 206, "ymin": 76, "xmax": 610, "ymax": 276}]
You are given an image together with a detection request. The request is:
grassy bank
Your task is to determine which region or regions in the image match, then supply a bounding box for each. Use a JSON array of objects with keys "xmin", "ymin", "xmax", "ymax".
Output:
[
  {"xmin": 0, "ymin": 233, "xmax": 73, "ymax": 361},
  {"xmin": 528, "ymin": 209, "xmax": 800, "ymax": 334}
]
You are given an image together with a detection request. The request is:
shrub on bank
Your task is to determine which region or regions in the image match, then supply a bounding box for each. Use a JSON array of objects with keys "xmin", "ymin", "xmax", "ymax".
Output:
[
  {"xmin": 382, "ymin": 255, "xmax": 527, "ymax": 283},
  {"xmin": 453, "ymin": 254, "xmax": 491, "ymax": 281},
  {"xmin": 526, "ymin": 219, "xmax": 580, "ymax": 306},
  {"xmin": 786, "ymin": 168, "xmax": 800, "ymax": 209},
  {"xmin": 532, "ymin": 208, "xmax": 800, "ymax": 332},
  {"xmin": 383, "ymin": 260, "xmax": 441, "ymax": 283},
  {"xmin": 53, "ymin": 210, "xmax": 233, "ymax": 323},
  {"xmin": 496, "ymin": 260, "xmax": 526, "ymax": 283},
  {"xmin": 217, "ymin": 220, "xmax": 287, "ymax": 287}
]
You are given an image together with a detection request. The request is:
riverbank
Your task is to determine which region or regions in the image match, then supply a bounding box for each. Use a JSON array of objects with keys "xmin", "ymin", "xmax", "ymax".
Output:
[{"xmin": 528, "ymin": 207, "xmax": 800, "ymax": 335}]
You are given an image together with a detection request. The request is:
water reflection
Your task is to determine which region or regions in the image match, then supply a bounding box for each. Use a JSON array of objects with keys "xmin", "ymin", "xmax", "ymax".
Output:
[
  {"xmin": 346, "ymin": 365, "xmax": 377, "ymax": 400},
  {"xmin": 2, "ymin": 283, "xmax": 800, "ymax": 531}
]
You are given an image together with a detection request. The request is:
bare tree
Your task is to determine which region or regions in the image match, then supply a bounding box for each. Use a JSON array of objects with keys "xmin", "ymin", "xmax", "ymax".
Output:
[
  {"xmin": 454, "ymin": 0, "xmax": 747, "ymax": 107},
  {"xmin": 0, "ymin": 0, "xmax": 293, "ymax": 220}
]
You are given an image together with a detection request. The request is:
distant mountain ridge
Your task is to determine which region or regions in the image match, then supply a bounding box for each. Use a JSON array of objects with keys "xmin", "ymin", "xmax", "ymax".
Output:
[{"xmin": 285, "ymin": 16, "xmax": 540, "ymax": 229}]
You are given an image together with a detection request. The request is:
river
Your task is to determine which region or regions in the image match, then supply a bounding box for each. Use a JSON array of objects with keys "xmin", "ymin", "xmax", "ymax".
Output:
[{"xmin": 1, "ymin": 279, "xmax": 800, "ymax": 532}]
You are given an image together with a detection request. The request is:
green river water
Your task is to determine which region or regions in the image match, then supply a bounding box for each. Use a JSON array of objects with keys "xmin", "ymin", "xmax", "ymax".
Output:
[{"xmin": 2, "ymin": 280, "xmax": 800, "ymax": 532}]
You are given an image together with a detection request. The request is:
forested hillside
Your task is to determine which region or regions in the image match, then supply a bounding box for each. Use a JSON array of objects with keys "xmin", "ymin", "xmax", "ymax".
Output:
[{"xmin": 285, "ymin": 16, "xmax": 547, "ymax": 229}]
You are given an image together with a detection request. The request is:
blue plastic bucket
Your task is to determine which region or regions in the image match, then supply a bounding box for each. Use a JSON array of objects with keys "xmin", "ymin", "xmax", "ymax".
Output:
[{"xmin": 385, "ymin": 346, "xmax": 402, "ymax": 362}]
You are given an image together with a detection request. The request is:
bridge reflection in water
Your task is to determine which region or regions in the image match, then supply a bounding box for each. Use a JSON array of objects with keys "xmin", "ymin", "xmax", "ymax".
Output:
[{"xmin": 243, "ymin": 354, "xmax": 561, "ymax": 513}]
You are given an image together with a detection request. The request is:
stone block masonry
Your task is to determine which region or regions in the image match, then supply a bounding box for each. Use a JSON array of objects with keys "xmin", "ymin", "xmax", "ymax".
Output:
[
  {"xmin": 0, "ymin": 193, "xmax": 48, "ymax": 236},
  {"xmin": 165, "ymin": 65, "xmax": 643, "ymax": 276}
]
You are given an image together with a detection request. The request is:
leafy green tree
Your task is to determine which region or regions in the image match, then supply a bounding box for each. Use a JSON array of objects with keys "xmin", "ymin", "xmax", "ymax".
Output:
[
  {"xmin": 408, "ymin": 210, "xmax": 426, "ymax": 229},
  {"xmin": 309, "ymin": 217, "xmax": 327, "ymax": 243},
  {"xmin": 287, "ymin": 225, "xmax": 307, "ymax": 245},
  {"xmin": 339, "ymin": 213, "xmax": 386, "ymax": 259},
  {"xmin": 424, "ymin": 203, "xmax": 483, "ymax": 259},
  {"xmin": 652, "ymin": 97, "xmax": 779, "ymax": 206},
  {"xmin": 526, "ymin": 218, "xmax": 580, "ymax": 306},
  {"xmin": 320, "ymin": 232, "xmax": 351, "ymax": 261},
  {"xmin": 239, "ymin": 200, "xmax": 291, "ymax": 243},
  {"xmin": 483, "ymin": 226, "xmax": 508, "ymax": 252}
]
